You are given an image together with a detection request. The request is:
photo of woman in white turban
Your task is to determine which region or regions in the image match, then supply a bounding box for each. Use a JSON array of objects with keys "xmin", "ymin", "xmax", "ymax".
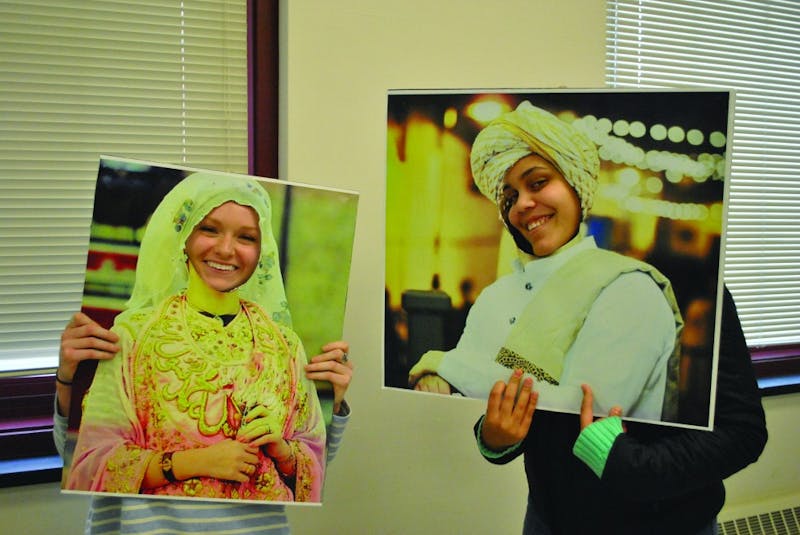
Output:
[
  {"xmin": 65, "ymin": 170, "xmax": 328, "ymax": 502},
  {"xmin": 404, "ymin": 98, "xmax": 688, "ymax": 423}
]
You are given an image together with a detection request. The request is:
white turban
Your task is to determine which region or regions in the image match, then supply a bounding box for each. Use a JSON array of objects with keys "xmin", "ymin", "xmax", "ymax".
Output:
[{"xmin": 470, "ymin": 101, "xmax": 599, "ymax": 220}]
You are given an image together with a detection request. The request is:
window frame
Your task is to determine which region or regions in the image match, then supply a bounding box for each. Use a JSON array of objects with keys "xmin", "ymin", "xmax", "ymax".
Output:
[{"xmin": 0, "ymin": 0, "xmax": 279, "ymax": 487}]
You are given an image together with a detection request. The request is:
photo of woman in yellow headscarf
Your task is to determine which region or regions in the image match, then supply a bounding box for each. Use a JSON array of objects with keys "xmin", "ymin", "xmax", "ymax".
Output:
[
  {"xmin": 386, "ymin": 90, "xmax": 730, "ymax": 428},
  {"xmin": 63, "ymin": 158, "xmax": 358, "ymax": 502}
]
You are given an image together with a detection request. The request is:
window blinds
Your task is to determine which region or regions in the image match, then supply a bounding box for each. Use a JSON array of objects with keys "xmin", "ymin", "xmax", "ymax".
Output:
[
  {"xmin": 0, "ymin": 0, "xmax": 247, "ymax": 373},
  {"xmin": 606, "ymin": 0, "xmax": 800, "ymax": 348}
]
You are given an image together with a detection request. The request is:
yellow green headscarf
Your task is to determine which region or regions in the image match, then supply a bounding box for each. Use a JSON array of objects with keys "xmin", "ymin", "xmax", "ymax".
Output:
[
  {"xmin": 470, "ymin": 100, "xmax": 600, "ymax": 221},
  {"xmin": 119, "ymin": 171, "xmax": 291, "ymax": 326}
]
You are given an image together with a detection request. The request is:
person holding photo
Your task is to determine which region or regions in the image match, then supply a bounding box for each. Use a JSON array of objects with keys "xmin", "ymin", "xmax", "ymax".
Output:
[
  {"xmin": 62, "ymin": 172, "xmax": 339, "ymax": 503},
  {"xmin": 451, "ymin": 102, "xmax": 766, "ymax": 533},
  {"xmin": 477, "ymin": 286, "xmax": 766, "ymax": 534},
  {"xmin": 409, "ymin": 101, "xmax": 683, "ymax": 422}
]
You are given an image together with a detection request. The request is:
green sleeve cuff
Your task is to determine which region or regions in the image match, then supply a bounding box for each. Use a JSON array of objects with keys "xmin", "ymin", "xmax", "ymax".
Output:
[
  {"xmin": 572, "ymin": 416, "xmax": 624, "ymax": 478},
  {"xmin": 476, "ymin": 416, "xmax": 523, "ymax": 459}
]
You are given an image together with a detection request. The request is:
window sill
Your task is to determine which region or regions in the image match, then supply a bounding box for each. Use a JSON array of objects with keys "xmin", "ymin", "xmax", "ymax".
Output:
[
  {"xmin": 757, "ymin": 375, "xmax": 800, "ymax": 395},
  {"xmin": 0, "ymin": 455, "xmax": 61, "ymax": 488},
  {"xmin": 752, "ymin": 346, "xmax": 800, "ymax": 396}
]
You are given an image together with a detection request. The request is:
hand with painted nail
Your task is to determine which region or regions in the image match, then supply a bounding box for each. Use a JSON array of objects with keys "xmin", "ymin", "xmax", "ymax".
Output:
[
  {"xmin": 304, "ymin": 340, "xmax": 353, "ymax": 415},
  {"xmin": 59, "ymin": 312, "xmax": 121, "ymax": 384},
  {"xmin": 579, "ymin": 384, "xmax": 625, "ymax": 431},
  {"xmin": 480, "ymin": 369, "xmax": 538, "ymax": 451},
  {"xmin": 56, "ymin": 312, "xmax": 121, "ymax": 416}
]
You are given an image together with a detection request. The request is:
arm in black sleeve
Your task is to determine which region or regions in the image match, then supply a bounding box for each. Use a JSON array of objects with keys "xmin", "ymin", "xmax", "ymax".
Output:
[
  {"xmin": 473, "ymin": 415, "xmax": 526, "ymax": 465},
  {"xmin": 599, "ymin": 286, "xmax": 768, "ymax": 501}
]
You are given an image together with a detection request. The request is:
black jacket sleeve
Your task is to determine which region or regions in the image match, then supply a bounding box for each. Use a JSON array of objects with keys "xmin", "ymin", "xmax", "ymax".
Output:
[
  {"xmin": 600, "ymin": 287, "xmax": 768, "ymax": 501},
  {"xmin": 473, "ymin": 414, "xmax": 526, "ymax": 465}
]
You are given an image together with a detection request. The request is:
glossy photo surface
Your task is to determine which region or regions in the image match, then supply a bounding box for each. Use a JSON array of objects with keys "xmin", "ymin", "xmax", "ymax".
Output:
[
  {"xmin": 61, "ymin": 157, "xmax": 359, "ymax": 504},
  {"xmin": 385, "ymin": 89, "xmax": 732, "ymax": 430}
]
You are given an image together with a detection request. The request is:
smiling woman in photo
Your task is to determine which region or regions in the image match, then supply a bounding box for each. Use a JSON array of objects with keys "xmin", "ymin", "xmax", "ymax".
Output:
[
  {"xmin": 65, "ymin": 172, "xmax": 327, "ymax": 502},
  {"xmin": 408, "ymin": 101, "xmax": 684, "ymax": 423}
]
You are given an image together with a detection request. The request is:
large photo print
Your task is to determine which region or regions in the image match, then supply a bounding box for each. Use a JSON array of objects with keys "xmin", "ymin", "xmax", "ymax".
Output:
[
  {"xmin": 62, "ymin": 156, "xmax": 358, "ymax": 504},
  {"xmin": 385, "ymin": 89, "xmax": 731, "ymax": 430}
]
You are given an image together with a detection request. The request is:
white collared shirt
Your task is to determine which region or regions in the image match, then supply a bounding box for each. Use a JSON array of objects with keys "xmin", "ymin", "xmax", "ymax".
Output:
[{"xmin": 438, "ymin": 237, "xmax": 676, "ymax": 421}]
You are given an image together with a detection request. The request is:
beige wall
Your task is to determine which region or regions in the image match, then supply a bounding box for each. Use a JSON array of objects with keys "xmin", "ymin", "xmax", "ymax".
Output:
[
  {"xmin": 282, "ymin": 4, "xmax": 602, "ymax": 533},
  {"xmin": 5, "ymin": 1, "xmax": 798, "ymax": 533},
  {"xmin": 720, "ymin": 393, "xmax": 800, "ymax": 519}
]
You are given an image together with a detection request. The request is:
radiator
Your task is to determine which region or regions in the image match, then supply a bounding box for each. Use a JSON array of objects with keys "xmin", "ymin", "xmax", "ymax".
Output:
[{"xmin": 718, "ymin": 506, "xmax": 799, "ymax": 535}]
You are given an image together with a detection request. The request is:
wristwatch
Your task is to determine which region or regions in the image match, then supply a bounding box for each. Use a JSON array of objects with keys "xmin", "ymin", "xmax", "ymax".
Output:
[{"xmin": 160, "ymin": 451, "xmax": 177, "ymax": 483}]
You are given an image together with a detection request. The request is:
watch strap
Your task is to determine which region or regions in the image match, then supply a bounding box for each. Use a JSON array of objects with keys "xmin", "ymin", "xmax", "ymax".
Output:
[{"xmin": 160, "ymin": 451, "xmax": 177, "ymax": 483}]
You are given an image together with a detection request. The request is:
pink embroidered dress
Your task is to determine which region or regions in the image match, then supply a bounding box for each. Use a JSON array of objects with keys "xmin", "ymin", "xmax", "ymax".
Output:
[{"xmin": 67, "ymin": 293, "xmax": 325, "ymax": 502}]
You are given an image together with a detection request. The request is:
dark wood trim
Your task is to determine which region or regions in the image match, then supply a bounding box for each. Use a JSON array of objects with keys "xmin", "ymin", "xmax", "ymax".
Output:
[
  {"xmin": 0, "ymin": 467, "xmax": 61, "ymax": 488},
  {"xmin": 751, "ymin": 346, "xmax": 800, "ymax": 395},
  {"xmin": 753, "ymin": 355, "xmax": 800, "ymax": 377},
  {"xmin": 751, "ymin": 343, "xmax": 800, "ymax": 362},
  {"xmin": 0, "ymin": 374, "xmax": 57, "ymax": 460},
  {"xmin": 248, "ymin": 0, "xmax": 280, "ymax": 179}
]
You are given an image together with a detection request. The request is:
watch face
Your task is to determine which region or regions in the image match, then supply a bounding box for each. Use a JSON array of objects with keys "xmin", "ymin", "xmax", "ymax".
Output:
[{"xmin": 161, "ymin": 452, "xmax": 176, "ymax": 482}]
